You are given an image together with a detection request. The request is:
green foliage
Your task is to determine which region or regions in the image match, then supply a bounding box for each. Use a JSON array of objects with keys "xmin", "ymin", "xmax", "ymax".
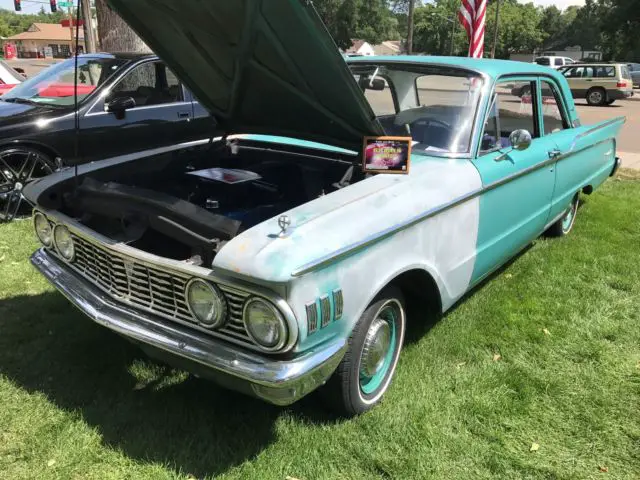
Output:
[
  {"xmin": 0, "ymin": 8, "xmax": 66, "ymax": 39},
  {"xmin": 313, "ymin": 0, "xmax": 400, "ymax": 50},
  {"xmin": 1, "ymin": 178, "xmax": 639, "ymax": 479}
]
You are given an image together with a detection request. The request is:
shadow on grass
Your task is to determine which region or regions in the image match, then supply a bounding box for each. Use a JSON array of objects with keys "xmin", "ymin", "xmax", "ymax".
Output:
[
  {"xmin": 0, "ymin": 292, "xmax": 341, "ymax": 478},
  {"xmin": 0, "ymin": 241, "xmax": 539, "ymax": 476}
]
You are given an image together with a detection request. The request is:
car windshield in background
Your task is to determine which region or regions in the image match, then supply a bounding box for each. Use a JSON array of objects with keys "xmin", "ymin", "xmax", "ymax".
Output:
[
  {"xmin": 350, "ymin": 64, "xmax": 483, "ymax": 155},
  {"xmin": 2, "ymin": 56, "xmax": 128, "ymax": 107},
  {"xmin": 0, "ymin": 60, "xmax": 26, "ymax": 84}
]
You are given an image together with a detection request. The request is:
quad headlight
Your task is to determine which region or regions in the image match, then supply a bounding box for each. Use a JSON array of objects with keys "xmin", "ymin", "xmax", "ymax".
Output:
[
  {"xmin": 243, "ymin": 297, "xmax": 287, "ymax": 351},
  {"xmin": 53, "ymin": 224, "xmax": 75, "ymax": 261},
  {"xmin": 185, "ymin": 278, "xmax": 227, "ymax": 328},
  {"xmin": 33, "ymin": 212, "xmax": 53, "ymax": 247}
]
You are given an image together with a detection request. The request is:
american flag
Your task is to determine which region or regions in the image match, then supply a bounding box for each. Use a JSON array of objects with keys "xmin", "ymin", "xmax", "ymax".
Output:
[{"xmin": 458, "ymin": 0, "xmax": 487, "ymax": 58}]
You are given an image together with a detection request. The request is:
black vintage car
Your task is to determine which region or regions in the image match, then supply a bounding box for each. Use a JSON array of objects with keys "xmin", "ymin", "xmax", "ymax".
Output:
[{"xmin": 0, "ymin": 52, "xmax": 211, "ymax": 221}]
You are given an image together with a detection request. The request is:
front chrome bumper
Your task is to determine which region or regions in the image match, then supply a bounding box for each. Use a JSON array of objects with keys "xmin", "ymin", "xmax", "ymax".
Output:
[{"xmin": 31, "ymin": 248, "xmax": 346, "ymax": 406}]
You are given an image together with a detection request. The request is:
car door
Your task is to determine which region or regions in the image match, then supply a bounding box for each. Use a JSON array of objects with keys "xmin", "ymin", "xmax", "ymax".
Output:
[
  {"xmin": 470, "ymin": 78, "xmax": 556, "ymax": 284},
  {"xmin": 539, "ymin": 77, "xmax": 619, "ymax": 223},
  {"xmin": 79, "ymin": 60, "xmax": 193, "ymax": 162}
]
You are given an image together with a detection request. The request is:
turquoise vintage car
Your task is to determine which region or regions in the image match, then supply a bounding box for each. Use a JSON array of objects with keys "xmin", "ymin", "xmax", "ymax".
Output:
[{"xmin": 25, "ymin": 0, "xmax": 624, "ymax": 415}]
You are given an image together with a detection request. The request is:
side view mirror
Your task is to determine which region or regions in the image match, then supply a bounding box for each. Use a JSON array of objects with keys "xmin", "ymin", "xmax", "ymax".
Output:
[
  {"xmin": 495, "ymin": 129, "xmax": 532, "ymax": 162},
  {"xmin": 359, "ymin": 77, "xmax": 386, "ymax": 91},
  {"xmin": 106, "ymin": 96, "xmax": 136, "ymax": 119}
]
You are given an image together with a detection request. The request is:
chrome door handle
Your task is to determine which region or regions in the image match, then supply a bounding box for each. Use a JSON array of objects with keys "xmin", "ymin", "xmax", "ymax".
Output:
[{"xmin": 548, "ymin": 149, "xmax": 562, "ymax": 159}]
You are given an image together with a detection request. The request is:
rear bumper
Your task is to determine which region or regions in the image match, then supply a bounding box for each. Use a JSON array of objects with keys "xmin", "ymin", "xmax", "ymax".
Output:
[
  {"xmin": 30, "ymin": 248, "xmax": 346, "ymax": 406},
  {"xmin": 608, "ymin": 89, "xmax": 633, "ymax": 100}
]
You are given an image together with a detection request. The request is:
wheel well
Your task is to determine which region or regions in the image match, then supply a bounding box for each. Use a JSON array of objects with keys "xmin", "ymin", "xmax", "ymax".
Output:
[
  {"xmin": 1, "ymin": 142, "xmax": 60, "ymax": 163},
  {"xmin": 390, "ymin": 268, "xmax": 442, "ymax": 322}
]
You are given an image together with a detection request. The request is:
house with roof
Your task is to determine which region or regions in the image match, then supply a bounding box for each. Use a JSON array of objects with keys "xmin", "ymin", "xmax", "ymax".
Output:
[
  {"xmin": 5, "ymin": 23, "xmax": 85, "ymax": 59},
  {"xmin": 344, "ymin": 39, "xmax": 375, "ymax": 57}
]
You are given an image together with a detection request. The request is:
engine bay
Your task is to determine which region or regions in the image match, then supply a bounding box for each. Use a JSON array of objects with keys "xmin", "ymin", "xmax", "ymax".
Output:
[{"xmin": 61, "ymin": 141, "xmax": 362, "ymax": 268}]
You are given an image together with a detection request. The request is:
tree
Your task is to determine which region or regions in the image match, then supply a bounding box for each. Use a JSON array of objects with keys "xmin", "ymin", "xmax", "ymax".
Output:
[
  {"xmin": 94, "ymin": 0, "xmax": 149, "ymax": 53},
  {"xmin": 313, "ymin": 0, "xmax": 399, "ymax": 50}
]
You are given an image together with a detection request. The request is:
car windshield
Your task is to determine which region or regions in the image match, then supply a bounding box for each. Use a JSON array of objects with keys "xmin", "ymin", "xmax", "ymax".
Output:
[
  {"xmin": 0, "ymin": 60, "xmax": 25, "ymax": 84},
  {"xmin": 2, "ymin": 56, "xmax": 128, "ymax": 106},
  {"xmin": 535, "ymin": 57, "xmax": 551, "ymax": 66},
  {"xmin": 349, "ymin": 64, "xmax": 483, "ymax": 155}
]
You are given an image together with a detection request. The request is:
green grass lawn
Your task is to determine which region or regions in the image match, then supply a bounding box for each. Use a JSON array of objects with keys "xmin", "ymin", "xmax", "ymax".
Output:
[{"xmin": 1, "ymin": 175, "xmax": 639, "ymax": 480}]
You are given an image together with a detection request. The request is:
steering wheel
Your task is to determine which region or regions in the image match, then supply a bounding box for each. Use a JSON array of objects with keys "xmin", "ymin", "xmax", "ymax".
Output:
[{"xmin": 409, "ymin": 117, "xmax": 452, "ymax": 131}]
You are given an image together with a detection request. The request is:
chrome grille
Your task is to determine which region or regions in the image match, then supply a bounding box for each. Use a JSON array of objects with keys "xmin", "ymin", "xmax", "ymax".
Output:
[
  {"xmin": 320, "ymin": 295, "xmax": 331, "ymax": 328},
  {"xmin": 306, "ymin": 302, "xmax": 318, "ymax": 334},
  {"xmin": 69, "ymin": 234, "xmax": 253, "ymax": 346}
]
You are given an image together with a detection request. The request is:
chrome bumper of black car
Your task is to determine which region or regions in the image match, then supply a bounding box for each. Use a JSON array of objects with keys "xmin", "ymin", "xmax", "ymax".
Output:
[{"xmin": 31, "ymin": 248, "xmax": 346, "ymax": 406}]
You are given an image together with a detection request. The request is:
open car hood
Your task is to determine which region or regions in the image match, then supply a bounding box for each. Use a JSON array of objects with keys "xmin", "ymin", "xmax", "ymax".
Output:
[{"xmin": 107, "ymin": 0, "xmax": 384, "ymax": 149}]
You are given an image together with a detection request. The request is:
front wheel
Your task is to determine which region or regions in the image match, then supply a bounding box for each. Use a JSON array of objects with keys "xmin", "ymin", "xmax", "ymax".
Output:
[
  {"xmin": 323, "ymin": 286, "xmax": 406, "ymax": 416},
  {"xmin": 0, "ymin": 147, "xmax": 55, "ymax": 222},
  {"xmin": 546, "ymin": 194, "xmax": 579, "ymax": 237}
]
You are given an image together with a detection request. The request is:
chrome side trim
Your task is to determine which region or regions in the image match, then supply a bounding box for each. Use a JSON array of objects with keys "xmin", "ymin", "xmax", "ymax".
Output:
[
  {"xmin": 292, "ymin": 132, "xmax": 623, "ymax": 277},
  {"xmin": 36, "ymin": 209, "xmax": 299, "ymax": 353},
  {"xmin": 570, "ymin": 116, "xmax": 626, "ymax": 151},
  {"xmin": 31, "ymin": 248, "xmax": 345, "ymax": 406}
]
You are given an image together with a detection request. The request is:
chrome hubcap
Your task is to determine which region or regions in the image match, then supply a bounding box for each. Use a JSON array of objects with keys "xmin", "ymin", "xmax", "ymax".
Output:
[
  {"xmin": 360, "ymin": 318, "xmax": 392, "ymax": 378},
  {"xmin": 0, "ymin": 150, "xmax": 52, "ymax": 222}
]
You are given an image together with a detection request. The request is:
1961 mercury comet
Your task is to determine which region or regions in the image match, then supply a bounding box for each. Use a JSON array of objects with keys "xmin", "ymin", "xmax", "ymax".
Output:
[{"xmin": 24, "ymin": 0, "xmax": 624, "ymax": 415}]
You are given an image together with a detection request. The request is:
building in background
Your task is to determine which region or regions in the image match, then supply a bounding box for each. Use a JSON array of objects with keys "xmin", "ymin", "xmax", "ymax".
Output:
[
  {"xmin": 344, "ymin": 39, "xmax": 375, "ymax": 57},
  {"xmin": 5, "ymin": 23, "xmax": 85, "ymax": 59}
]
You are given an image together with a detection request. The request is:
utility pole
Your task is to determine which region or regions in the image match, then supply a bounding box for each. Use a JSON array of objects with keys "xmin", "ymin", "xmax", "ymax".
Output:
[
  {"xmin": 491, "ymin": 0, "xmax": 500, "ymax": 59},
  {"xmin": 407, "ymin": 0, "xmax": 415, "ymax": 54},
  {"xmin": 80, "ymin": 0, "xmax": 97, "ymax": 52},
  {"xmin": 67, "ymin": 6, "xmax": 75, "ymax": 55}
]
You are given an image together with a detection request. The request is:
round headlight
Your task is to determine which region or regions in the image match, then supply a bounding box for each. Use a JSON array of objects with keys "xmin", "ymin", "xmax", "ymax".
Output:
[
  {"xmin": 53, "ymin": 225, "xmax": 75, "ymax": 261},
  {"xmin": 185, "ymin": 279, "xmax": 227, "ymax": 328},
  {"xmin": 33, "ymin": 212, "xmax": 53, "ymax": 247},
  {"xmin": 243, "ymin": 297, "xmax": 287, "ymax": 351}
]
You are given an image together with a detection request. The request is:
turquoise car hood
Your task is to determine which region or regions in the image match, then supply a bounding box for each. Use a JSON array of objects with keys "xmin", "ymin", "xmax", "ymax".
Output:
[{"xmin": 106, "ymin": 0, "xmax": 384, "ymax": 150}]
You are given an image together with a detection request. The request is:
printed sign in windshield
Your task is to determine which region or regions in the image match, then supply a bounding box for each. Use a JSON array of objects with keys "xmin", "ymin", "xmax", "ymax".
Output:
[{"xmin": 362, "ymin": 136, "xmax": 411, "ymax": 174}]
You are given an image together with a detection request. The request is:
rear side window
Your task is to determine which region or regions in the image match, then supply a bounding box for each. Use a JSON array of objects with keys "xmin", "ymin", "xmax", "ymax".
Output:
[
  {"xmin": 554, "ymin": 58, "xmax": 563, "ymax": 66},
  {"xmin": 535, "ymin": 57, "xmax": 550, "ymax": 66},
  {"xmin": 594, "ymin": 66, "xmax": 615, "ymax": 78}
]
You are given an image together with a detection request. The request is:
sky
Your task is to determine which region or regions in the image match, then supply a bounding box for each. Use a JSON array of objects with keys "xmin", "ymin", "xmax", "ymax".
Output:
[{"xmin": 0, "ymin": 0, "xmax": 588, "ymax": 14}]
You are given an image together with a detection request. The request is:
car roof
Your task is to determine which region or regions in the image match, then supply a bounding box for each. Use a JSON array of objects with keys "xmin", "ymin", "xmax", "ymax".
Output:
[
  {"xmin": 561, "ymin": 63, "xmax": 623, "ymax": 67},
  {"xmin": 346, "ymin": 55, "xmax": 567, "ymax": 81}
]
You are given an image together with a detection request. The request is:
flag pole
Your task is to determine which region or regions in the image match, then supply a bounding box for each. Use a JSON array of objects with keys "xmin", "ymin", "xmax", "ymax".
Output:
[{"xmin": 490, "ymin": 0, "xmax": 500, "ymax": 58}]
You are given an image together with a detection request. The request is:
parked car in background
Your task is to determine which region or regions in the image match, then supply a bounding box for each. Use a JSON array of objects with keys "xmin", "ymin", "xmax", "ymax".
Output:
[
  {"xmin": 0, "ymin": 52, "xmax": 212, "ymax": 221},
  {"xmin": 26, "ymin": 0, "xmax": 625, "ymax": 415},
  {"xmin": 534, "ymin": 56, "xmax": 575, "ymax": 69},
  {"xmin": 0, "ymin": 59, "xmax": 26, "ymax": 95},
  {"xmin": 557, "ymin": 63, "xmax": 634, "ymax": 105},
  {"xmin": 627, "ymin": 62, "xmax": 640, "ymax": 88}
]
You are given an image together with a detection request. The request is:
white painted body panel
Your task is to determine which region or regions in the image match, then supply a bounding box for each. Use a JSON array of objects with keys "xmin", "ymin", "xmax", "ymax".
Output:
[{"xmin": 214, "ymin": 156, "xmax": 482, "ymax": 348}]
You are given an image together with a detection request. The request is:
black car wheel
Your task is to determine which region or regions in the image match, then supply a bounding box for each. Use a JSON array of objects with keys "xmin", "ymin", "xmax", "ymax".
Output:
[
  {"xmin": 546, "ymin": 194, "xmax": 579, "ymax": 237},
  {"xmin": 323, "ymin": 285, "xmax": 406, "ymax": 416},
  {"xmin": 586, "ymin": 87, "xmax": 607, "ymax": 106},
  {"xmin": 0, "ymin": 147, "xmax": 55, "ymax": 222}
]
